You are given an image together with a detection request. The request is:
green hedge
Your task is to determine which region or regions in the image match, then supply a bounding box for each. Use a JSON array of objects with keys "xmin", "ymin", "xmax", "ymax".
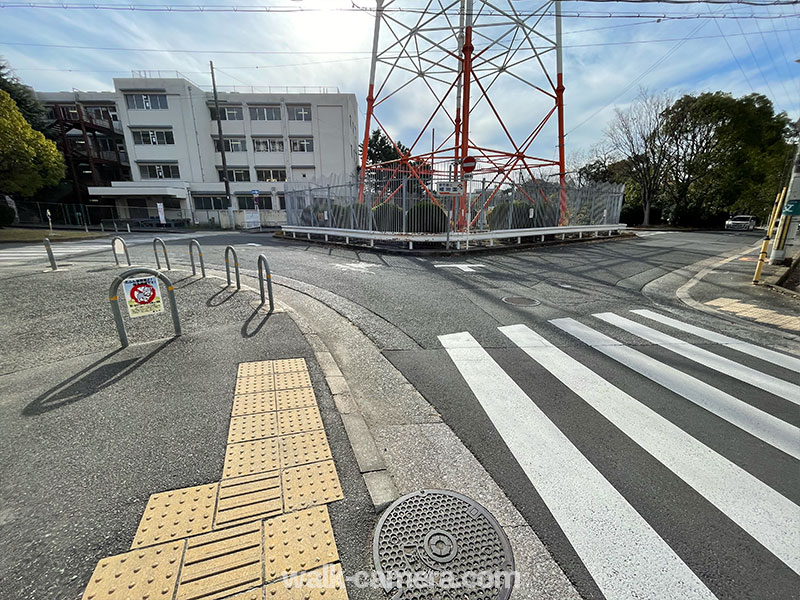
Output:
[
  {"xmin": 372, "ymin": 202, "xmax": 403, "ymax": 232},
  {"xmin": 407, "ymin": 201, "xmax": 448, "ymax": 233},
  {"xmin": 487, "ymin": 201, "xmax": 531, "ymax": 230}
]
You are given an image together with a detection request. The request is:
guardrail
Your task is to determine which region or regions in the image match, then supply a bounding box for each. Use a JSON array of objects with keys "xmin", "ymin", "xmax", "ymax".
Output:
[
  {"xmin": 111, "ymin": 236, "xmax": 131, "ymax": 266},
  {"xmin": 189, "ymin": 238, "xmax": 205, "ymax": 277},
  {"xmin": 43, "ymin": 237, "xmax": 58, "ymax": 271},
  {"xmin": 224, "ymin": 246, "xmax": 241, "ymax": 290},
  {"xmin": 153, "ymin": 237, "xmax": 171, "ymax": 270},
  {"xmin": 257, "ymin": 254, "xmax": 274, "ymax": 312},
  {"xmin": 108, "ymin": 267, "xmax": 181, "ymax": 348}
]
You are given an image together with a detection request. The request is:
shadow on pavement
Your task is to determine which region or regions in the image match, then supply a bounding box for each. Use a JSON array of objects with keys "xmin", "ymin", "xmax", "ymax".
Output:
[
  {"xmin": 241, "ymin": 307, "xmax": 273, "ymax": 338},
  {"xmin": 23, "ymin": 339, "xmax": 176, "ymax": 416},
  {"xmin": 207, "ymin": 286, "xmax": 238, "ymax": 307}
]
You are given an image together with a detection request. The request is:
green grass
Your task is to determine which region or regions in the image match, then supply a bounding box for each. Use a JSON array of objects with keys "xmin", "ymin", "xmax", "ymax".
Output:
[{"xmin": 0, "ymin": 228, "xmax": 109, "ymax": 243}]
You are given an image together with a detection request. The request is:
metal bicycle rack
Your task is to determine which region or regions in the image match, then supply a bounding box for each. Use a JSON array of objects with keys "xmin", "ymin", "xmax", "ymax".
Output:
[
  {"xmin": 257, "ymin": 254, "xmax": 275, "ymax": 312},
  {"xmin": 224, "ymin": 246, "xmax": 241, "ymax": 290},
  {"xmin": 111, "ymin": 236, "xmax": 131, "ymax": 266},
  {"xmin": 108, "ymin": 267, "xmax": 181, "ymax": 348},
  {"xmin": 189, "ymin": 238, "xmax": 205, "ymax": 277},
  {"xmin": 153, "ymin": 238, "xmax": 171, "ymax": 270}
]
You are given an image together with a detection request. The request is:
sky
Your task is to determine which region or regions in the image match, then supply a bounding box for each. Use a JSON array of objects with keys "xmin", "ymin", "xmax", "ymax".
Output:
[{"xmin": 1, "ymin": 0, "xmax": 798, "ymax": 173}]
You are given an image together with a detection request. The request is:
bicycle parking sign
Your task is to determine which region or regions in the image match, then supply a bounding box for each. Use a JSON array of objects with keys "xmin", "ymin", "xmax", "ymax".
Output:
[{"xmin": 123, "ymin": 276, "xmax": 164, "ymax": 318}]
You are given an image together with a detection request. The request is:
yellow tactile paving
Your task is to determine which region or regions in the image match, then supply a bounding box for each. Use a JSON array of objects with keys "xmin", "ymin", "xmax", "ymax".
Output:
[
  {"xmin": 223, "ymin": 438, "xmax": 281, "ymax": 479},
  {"xmin": 272, "ymin": 358, "xmax": 307, "ymax": 374},
  {"xmin": 280, "ymin": 430, "xmax": 333, "ymax": 468},
  {"xmin": 238, "ymin": 361, "xmax": 274, "ymax": 378},
  {"xmin": 274, "ymin": 387, "xmax": 317, "ymax": 411},
  {"xmin": 81, "ymin": 541, "xmax": 184, "ymax": 600},
  {"xmin": 215, "ymin": 471, "xmax": 283, "ymax": 528},
  {"xmin": 176, "ymin": 521, "xmax": 263, "ymax": 600},
  {"xmin": 274, "ymin": 371, "xmax": 312, "ymax": 390},
  {"xmin": 278, "ymin": 406, "xmax": 324, "ymax": 435},
  {"xmin": 263, "ymin": 506, "xmax": 339, "ymax": 582},
  {"xmin": 228, "ymin": 412, "xmax": 280, "ymax": 444},
  {"xmin": 264, "ymin": 564, "xmax": 348, "ymax": 599},
  {"xmin": 226, "ymin": 590, "xmax": 264, "ymax": 600},
  {"xmin": 232, "ymin": 392, "xmax": 277, "ymax": 416},
  {"xmin": 281, "ymin": 460, "xmax": 343, "ymax": 513},
  {"xmin": 235, "ymin": 375, "xmax": 276, "ymax": 395},
  {"xmin": 132, "ymin": 484, "xmax": 218, "ymax": 549},
  {"xmin": 707, "ymin": 297, "xmax": 800, "ymax": 332}
]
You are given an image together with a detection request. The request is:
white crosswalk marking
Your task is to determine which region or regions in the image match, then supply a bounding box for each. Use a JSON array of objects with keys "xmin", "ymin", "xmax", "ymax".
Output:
[
  {"xmin": 631, "ymin": 309, "xmax": 800, "ymax": 372},
  {"xmin": 439, "ymin": 331, "xmax": 718, "ymax": 600},
  {"xmin": 594, "ymin": 312, "xmax": 800, "ymax": 404},
  {"xmin": 551, "ymin": 318, "xmax": 800, "ymax": 459},
  {"xmin": 506, "ymin": 322, "xmax": 800, "ymax": 576},
  {"xmin": 0, "ymin": 234, "xmax": 189, "ymax": 263}
]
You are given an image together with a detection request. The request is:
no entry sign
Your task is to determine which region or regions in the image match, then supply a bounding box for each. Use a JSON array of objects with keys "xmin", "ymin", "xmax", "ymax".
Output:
[
  {"xmin": 462, "ymin": 156, "xmax": 476, "ymax": 173},
  {"xmin": 123, "ymin": 276, "xmax": 164, "ymax": 318}
]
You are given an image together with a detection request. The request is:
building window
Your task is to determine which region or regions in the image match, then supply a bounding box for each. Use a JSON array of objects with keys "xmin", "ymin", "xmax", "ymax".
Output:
[
  {"xmin": 193, "ymin": 196, "xmax": 230, "ymax": 210},
  {"xmin": 256, "ymin": 168, "xmax": 287, "ymax": 182},
  {"xmin": 237, "ymin": 195, "xmax": 258, "ymax": 210},
  {"xmin": 96, "ymin": 137, "xmax": 116, "ymax": 152},
  {"xmin": 253, "ymin": 138, "xmax": 284, "ymax": 152},
  {"xmin": 213, "ymin": 138, "xmax": 247, "ymax": 152},
  {"xmin": 287, "ymin": 105, "xmax": 312, "ymax": 121},
  {"xmin": 218, "ymin": 168, "xmax": 251, "ymax": 182},
  {"xmin": 125, "ymin": 94, "xmax": 168, "ymax": 110},
  {"xmin": 210, "ymin": 106, "xmax": 244, "ymax": 121},
  {"xmin": 290, "ymin": 138, "xmax": 314, "ymax": 152},
  {"xmin": 249, "ymin": 106, "xmax": 281, "ymax": 121},
  {"xmin": 278, "ymin": 194, "xmax": 286, "ymax": 210},
  {"xmin": 139, "ymin": 164, "xmax": 180, "ymax": 179},
  {"xmin": 132, "ymin": 129, "xmax": 175, "ymax": 145}
]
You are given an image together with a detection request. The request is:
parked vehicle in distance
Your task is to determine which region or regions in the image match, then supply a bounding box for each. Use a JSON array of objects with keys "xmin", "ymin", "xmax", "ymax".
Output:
[{"xmin": 724, "ymin": 214, "xmax": 756, "ymax": 231}]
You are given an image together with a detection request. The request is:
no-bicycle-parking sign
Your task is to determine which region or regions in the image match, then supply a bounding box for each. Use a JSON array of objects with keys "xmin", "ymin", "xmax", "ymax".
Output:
[{"xmin": 122, "ymin": 276, "xmax": 164, "ymax": 318}]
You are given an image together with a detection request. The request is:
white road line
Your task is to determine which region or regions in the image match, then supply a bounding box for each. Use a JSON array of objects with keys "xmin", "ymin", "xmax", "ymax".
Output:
[
  {"xmin": 594, "ymin": 312, "xmax": 800, "ymax": 404},
  {"xmin": 550, "ymin": 319, "xmax": 799, "ymax": 459},
  {"xmin": 440, "ymin": 331, "xmax": 717, "ymax": 600},
  {"xmin": 506, "ymin": 322, "xmax": 800, "ymax": 576},
  {"xmin": 631, "ymin": 309, "xmax": 800, "ymax": 373},
  {"xmin": 434, "ymin": 263, "xmax": 485, "ymax": 272}
]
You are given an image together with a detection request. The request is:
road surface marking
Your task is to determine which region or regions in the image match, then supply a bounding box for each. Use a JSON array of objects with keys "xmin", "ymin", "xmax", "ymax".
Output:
[
  {"xmin": 594, "ymin": 312, "xmax": 800, "ymax": 404},
  {"xmin": 550, "ymin": 318, "xmax": 799, "ymax": 459},
  {"xmin": 434, "ymin": 263, "xmax": 485, "ymax": 272},
  {"xmin": 333, "ymin": 262, "xmax": 379, "ymax": 273},
  {"xmin": 537, "ymin": 319, "xmax": 800, "ymax": 577},
  {"xmin": 630, "ymin": 309, "xmax": 800, "ymax": 372},
  {"xmin": 440, "ymin": 330, "xmax": 717, "ymax": 600}
]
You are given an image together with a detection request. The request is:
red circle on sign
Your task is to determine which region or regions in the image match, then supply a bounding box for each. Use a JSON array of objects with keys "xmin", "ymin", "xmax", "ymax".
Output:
[
  {"xmin": 462, "ymin": 156, "xmax": 476, "ymax": 173},
  {"xmin": 130, "ymin": 284, "xmax": 156, "ymax": 305}
]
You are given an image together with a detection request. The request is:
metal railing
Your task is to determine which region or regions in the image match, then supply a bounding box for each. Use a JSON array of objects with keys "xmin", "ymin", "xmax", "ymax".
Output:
[
  {"xmin": 257, "ymin": 254, "xmax": 274, "ymax": 312},
  {"xmin": 224, "ymin": 246, "xmax": 241, "ymax": 290},
  {"xmin": 153, "ymin": 238, "xmax": 171, "ymax": 270},
  {"xmin": 189, "ymin": 239, "xmax": 205, "ymax": 277},
  {"xmin": 108, "ymin": 268, "xmax": 181, "ymax": 348},
  {"xmin": 112, "ymin": 236, "xmax": 131, "ymax": 266}
]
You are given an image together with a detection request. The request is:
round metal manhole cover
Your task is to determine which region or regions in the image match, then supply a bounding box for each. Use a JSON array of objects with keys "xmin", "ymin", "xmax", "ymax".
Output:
[
  {"xmin": 373, "ymin": 489, "xmax": 515, "ymax": 599},
  {"xmin": 501, "ymin": 296, "xmax": 541, "ymax": 307}
]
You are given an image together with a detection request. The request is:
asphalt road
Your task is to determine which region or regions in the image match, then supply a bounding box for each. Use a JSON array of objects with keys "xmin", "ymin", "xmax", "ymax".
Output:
[{"xmin": 4, "ymin": 228, "xmax": 799, "ymax": 599}]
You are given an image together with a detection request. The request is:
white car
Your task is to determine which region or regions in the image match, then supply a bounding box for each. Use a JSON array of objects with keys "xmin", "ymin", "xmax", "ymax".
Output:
[{"xmin": 724, "ymin": 214, "xmax": 756, "ymax": 231}]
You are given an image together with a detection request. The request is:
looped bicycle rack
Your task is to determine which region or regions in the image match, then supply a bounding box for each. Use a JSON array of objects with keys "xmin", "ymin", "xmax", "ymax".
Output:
[
  {"xmin": 108, "ymin": 267, "xmax": 181, "ymax": 348},
  {"xmin": 153, "ymin": 238, "xmax": 171, "ymax": 270},
  {"xmin": 111, "ymin": 236, "xmax": 131, "ymax": 266},
  {"xmin": 257, "ymin": 254, "xmax": 275, "ymax": 312},
  {"xmin": 189, "ymin": 238, "xmax": 205, "ymax": 277},
  {"xmin": 224, "ymin": 246, "xmax": 241, "ymax": 290}
]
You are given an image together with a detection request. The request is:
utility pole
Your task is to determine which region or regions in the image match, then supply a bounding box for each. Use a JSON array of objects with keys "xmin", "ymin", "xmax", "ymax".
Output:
[
  {"xmin": 210, "ymin": 60, "xmax": 235, "ymax": 229},
  {"xmin": 769, "ymin": 142, "xmax": 800, "ymax": 264}
]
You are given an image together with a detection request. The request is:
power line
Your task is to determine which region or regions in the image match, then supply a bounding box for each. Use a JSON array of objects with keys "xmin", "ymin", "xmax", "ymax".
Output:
[{"xmin": 715, "ymin": 16, "xmax": 756, "ymax": 91}]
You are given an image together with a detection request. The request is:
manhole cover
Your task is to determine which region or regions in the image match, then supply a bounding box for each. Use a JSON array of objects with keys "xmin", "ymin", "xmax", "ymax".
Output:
[
  {"xmin": 501, "ymin": 296, "xmax": 541, "ymax": 306},
  {"xmin": 373, "ymin": 490, "xmax": 514, "ymax": 599}
]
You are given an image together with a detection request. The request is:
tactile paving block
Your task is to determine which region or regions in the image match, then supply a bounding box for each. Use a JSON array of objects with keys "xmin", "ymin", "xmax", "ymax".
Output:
[
  {"xmin": 132, "ymin": 484, "xmax": 218, "ymax": 548},
  {"xmin": 176, "ymin": 521, "xmax": 263, "ymax": 600},
  {"xmin": 278, "ymin": 406, "xmax": 324, "ymax": 435},
  {"xmin": 215, "ymin": 471, "xmax": 283, "ymax": 529},
  {"xmin": 274, "ymin": 388, "xmax": 317, "ymax": 411},
  {"xmin": 232, "ymin": 392, "xmax": 276, "ymax": 416},
  {"xmin": 263, "ymin": 506, "xmax": 339, "ymax": 582},
  {"xmin": 81, "ymin": 541, "xmax": 184, "ymax": 600},
  {"xmin": 280, "ymin": 430, "xmax": 332, "ymax": 468},
  {"xmin": 274, "ymin": 371, "xmax": 312, "ymax": 391},
  {"xmin": 235, "ymin": 375, "xmax": 275, "ymax": 395},
  {"xmin": 237, "ymin": 361, "xmax": 273, "ymax": 378},
  {"xmin": 272, "ymin": 358, "xmax": 307, "ymax": 374},
  {"xmin": 281, "ymin": 460, "xmax": 343, "ymax": 513},
  {"xmin": 228, "ymin": 412, "xmax": 279, "ymax": 444},
  {"xmin": 264, "ymin": 563, "xmax": 348, "ymax": 599},
  {"xmin": 225, "ymin": 590, "xmax": 264, "ymax": 600},
  {"xmin": 223, "ymin": 438, "xmax": 281, "ymax": 479}
]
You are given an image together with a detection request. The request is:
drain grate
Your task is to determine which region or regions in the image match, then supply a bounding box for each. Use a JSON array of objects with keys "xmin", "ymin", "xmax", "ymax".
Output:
[
  {"xmin": 501, "ymin": 296, "xmax": 541, "ymax": 307},
  {"xmin": 373, "ymin": 490, "xmax": 514, "ymax": 599}
]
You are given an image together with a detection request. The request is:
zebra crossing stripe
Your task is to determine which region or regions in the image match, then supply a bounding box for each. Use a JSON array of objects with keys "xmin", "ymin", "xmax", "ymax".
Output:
[
  {"xmin": 439, "ymin": 330, "xmax": 717, "ymax": 600},
  {"xmin": 594, "ymin": 312, "xmax": 800, "ymax": 405},
  {"xmin": 630, "ymin": 309, "xmax": 800, "ymax": 373},
  {"xmin": 542, "ymin": 320, "xmax": 800, "ymax": 575},
  {"xmin": 550, "ymin": 318, "xmax": 799, "ymax": 459}
]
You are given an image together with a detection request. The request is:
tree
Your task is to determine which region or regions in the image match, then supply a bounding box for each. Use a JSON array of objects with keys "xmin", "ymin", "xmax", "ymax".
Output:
[
  {"xmin": 604, "ymin": 90, "xmax": 672, "ymax": 225},
  {"xmin": 0, "ymin": 90, "xmax": 65, "ymax": 197},
  {"xmin": 360, "ymin": 129, "xmax": 409, "ymax": 166},
  {"xmin": 0, "ymin": 59, "xmax": 49, "ymax": 134}
]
